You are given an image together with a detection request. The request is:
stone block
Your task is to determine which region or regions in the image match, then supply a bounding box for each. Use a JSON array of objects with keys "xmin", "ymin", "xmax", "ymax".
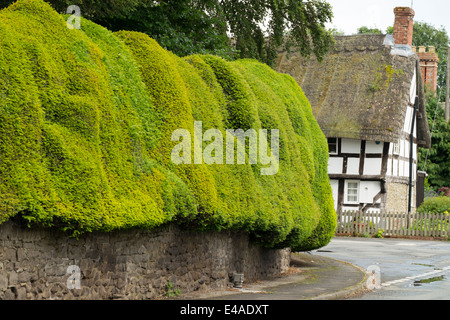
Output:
[
  {"xmin": 0, "ymin": 274, "xmax": 8, "ymax": 290},
  {"xmin": 16, "ymin": 286, "xmax": 27, "ymax": 300},
  {"xmin": 8, "ymin": 271, "xmax": 18, "ymax": 286},
  {"xmin": 4, "ymin": 248, "xmax": 16, "ymax": 261}
]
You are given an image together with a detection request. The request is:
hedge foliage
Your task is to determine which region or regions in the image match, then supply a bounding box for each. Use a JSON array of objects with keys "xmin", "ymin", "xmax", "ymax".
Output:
[
  {"xmin": 0, "ymin": 0, "xmax": 336, "ymax": 250},
  {"xmin": 417, "ymin": 197, "xmax": 450, "ymax": 215}
]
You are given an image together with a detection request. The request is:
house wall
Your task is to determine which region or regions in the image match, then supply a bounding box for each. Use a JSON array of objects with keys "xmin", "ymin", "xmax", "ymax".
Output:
[
  {"xmin": 328, "ymin": 158, "xmax": 344, "ymax": 175},
  {"xmin": 328, "ymin": 138, "xmax": 386, "ymax": 213},
  {"xmin": 328, "ymin": 134, "xmax": 417, "ymax": 213},
  {"xmin": 338, "ymin": 180, "xmax": 382, "ymax": 213},
  {"xmin": 386, "ymin": 182, "xmax": 411, "ymax": 213},
  {"xmin": 366, "ymin": 141, "xmax": 384, "ymax": 154},
  {"xmin": 359, "ymin": 181, "xmax": 382, "ymax": 206},
  {"xmin": 328, "ymin": 68, "xmax": 420, "ymax": 214},
  {"xmin": 0, "ymin": 222, "xmax": 290, "ymax": 300},
  {"xmin": 330, "ymin": 179, "xmax": 339, "ymax": 210},
  {"xmin": 341, "ymin": 139, "xmax": 360, "ymax": 154},
  {"xmin": 385, "ymin": 68, "xmax": 418, "ymax": 211},
  {"xmin": 387, "ymin": 140, "xmax": 416, "ymax": 182}
]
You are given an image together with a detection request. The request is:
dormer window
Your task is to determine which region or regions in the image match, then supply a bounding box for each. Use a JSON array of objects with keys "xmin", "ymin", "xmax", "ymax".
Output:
[{"xmin": 328, "ymin": 138, "xmax": 338, "ymax": 155}]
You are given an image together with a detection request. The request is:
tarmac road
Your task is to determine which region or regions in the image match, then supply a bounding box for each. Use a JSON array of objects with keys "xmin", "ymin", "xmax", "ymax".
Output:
[{"xmin": 314, "ymin": 237, "xmax": 450, "ymax": 300}]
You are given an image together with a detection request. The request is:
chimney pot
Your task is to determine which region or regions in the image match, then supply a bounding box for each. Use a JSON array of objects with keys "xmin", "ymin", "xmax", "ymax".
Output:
[
  {"xmin": 428, "ymin": 46, "xmax": 436, "ymax": 53},
  {"xmin": 419, "ymin": 46, "xmax": 426, "ymax": 53}
]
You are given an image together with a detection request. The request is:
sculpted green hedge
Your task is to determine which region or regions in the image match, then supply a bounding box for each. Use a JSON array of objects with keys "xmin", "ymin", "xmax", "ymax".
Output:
[{"xmin": 0, "ymin": 0, "xmax": 336, "ymax": 250}]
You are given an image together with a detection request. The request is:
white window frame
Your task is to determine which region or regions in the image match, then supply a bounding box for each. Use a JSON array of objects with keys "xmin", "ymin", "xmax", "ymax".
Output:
[
  {"xmin": 328, "ymin": 138, "xmax": 338, "ymax": 155},
  {"xmin": 393, "ymin": 142, "xmax": 400, "ymax": 155},
  {"xmin": 345, "ymin": 180, "xmax": 360, "ymax": 204}
]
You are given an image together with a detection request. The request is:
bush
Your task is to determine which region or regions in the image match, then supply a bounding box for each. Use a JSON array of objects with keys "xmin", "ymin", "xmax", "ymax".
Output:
[
  {"xmin": 417, "ymin": 197, "xmax": 450, "ymax": 214},
  {"xmin": 438, "ymin": 187, "xmax": 450, "ymax": 197},
  {"xmin": 0, "ymin": 0, "xmax": 336, "ymax": 250}
]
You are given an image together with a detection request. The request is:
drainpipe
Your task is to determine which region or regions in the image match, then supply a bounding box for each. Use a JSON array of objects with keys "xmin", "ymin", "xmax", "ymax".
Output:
[{"xmin": 408, "ymin": 96, "xmax": 418, "ymax": 216}]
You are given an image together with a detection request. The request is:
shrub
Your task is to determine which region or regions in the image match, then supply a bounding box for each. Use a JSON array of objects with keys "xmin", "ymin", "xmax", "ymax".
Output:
[
  {"xmin": 0, "ymin": 0, "xmax": 336, "ymax": 250},
  {"xmin": 438, "ymin": 187, "xmax": 450, "ymax": 197},
  {"xmin": 417, "ymin": 196, "xmax": 450, "ymax": 214}
]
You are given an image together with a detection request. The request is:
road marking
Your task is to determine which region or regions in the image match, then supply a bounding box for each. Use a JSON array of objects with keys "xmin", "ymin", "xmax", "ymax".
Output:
[{"xmin": 380, "ymin": 266, "xmax": 450, "ymax": 288}]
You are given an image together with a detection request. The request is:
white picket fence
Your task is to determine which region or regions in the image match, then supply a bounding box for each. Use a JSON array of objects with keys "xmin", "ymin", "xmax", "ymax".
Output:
[{"xmin": 336, "ymin": 210, "xmax": 450, "ymax": 238}]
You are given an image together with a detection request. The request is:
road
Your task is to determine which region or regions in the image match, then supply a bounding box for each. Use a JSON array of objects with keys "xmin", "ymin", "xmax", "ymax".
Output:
[{"xmin": 313, "ymin": 237, "xmax": 450, "ymax": 300}]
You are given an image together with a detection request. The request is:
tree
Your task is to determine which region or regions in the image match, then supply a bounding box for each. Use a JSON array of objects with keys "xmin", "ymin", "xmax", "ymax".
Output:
[
  {"xmin": 418, "ymin": 92, "xmax": 450, "ymax": 190},
  {"xmin": 94, "ymin": 1, "xmax": 236, "ymax": 60},
  {"xmin": 0, "ymin": 0, "xmax": 145, "ymax": 18},
  {"xmin": 328, "ymin": 27, "xmax": 344, "ymax": 36},
  {"xmin": 357, "ymin": 26, "xmax": 383, "ymax": 34},
  {"xmin": 412, "ymin": 23, "xmax": 450, "ymax": 190},
  {"xmin": 220, "ymin": 0, "xmax": 335, "ymax": 66},
  {"xmin": 0, "ymin": 0, "xmax": 335, "ymax": 67}
]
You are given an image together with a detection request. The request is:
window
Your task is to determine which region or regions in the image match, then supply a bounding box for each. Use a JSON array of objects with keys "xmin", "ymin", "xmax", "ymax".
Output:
[
  {"xmin": 328, "ymin": 138, "xmax": 338, "ymax": 155},
  {"xmin": 345, "ymin": 181, "xmax": 360, "ymax": 204},
  {"xmin": 393, "ymin": 142, "xmax": 400, "ymax": 155}
]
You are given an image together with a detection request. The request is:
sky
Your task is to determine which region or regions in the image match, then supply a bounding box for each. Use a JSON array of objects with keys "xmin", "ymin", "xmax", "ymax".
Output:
[{"xmin": 325, "ymin": 0, "xmax": 450, "ymax": 35}]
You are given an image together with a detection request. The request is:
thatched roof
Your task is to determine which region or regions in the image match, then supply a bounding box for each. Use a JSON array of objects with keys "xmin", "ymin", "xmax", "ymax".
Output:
[{"xmin": 276, "ymin": 34, "xmax": 431, "ymax": 148}]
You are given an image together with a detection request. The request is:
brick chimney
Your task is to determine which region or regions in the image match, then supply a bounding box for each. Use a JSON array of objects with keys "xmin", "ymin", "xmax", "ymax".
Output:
[
  {"xmin": 414, "ymin": 46, "xmax": 440, "ymax": 92},
  {"xmin": 393, "ymin": 7, "xmax": 415, "ymax": 46},
  {"xmin": 394, "ymin": 7, "xmax": 439, "ymax": 93}
]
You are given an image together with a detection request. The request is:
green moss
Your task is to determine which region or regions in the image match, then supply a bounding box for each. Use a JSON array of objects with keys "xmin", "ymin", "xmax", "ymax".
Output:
[
  {"xmin": 0, "ymin": 0, "xmax": 336, "ymax": 250},
  {"xmin": 369, "ymin": 64, "xmax": 405, "ymax": 94}
]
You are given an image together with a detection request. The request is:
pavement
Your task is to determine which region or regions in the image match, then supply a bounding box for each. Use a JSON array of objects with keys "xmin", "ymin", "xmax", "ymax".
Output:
[{"xmin": 175, "ymin": 251, "xmax": 369, "ymax": 300}]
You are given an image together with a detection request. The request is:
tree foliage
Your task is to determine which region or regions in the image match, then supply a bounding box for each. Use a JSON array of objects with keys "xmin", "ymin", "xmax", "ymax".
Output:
[
  {"xmin": 0, "ymin": 0, "xmax": 335, "ymax": 66},
  {"xmin": 412, "ymin": 22, "xmax": 450, "ymax": 190},
  {"xmin": 357, "ymin": 26, "xmax": 383, "ymax": 35},
  {"xmin": 418, "ymin": 92, "xmax": 450, "ymax": 190},
  {"xmin": 220, "ymin": 0, "xmax": 335, "ymax": 66},
  {"xmin": 95, "ymin": 1, "xmax": 235, "ymax": 60}
]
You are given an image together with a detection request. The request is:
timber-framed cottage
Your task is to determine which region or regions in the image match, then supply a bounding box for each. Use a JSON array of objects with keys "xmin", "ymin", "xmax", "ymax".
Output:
[{"xmin": 276, "ymin": 7, "xmax": 433, "ymax": 214}]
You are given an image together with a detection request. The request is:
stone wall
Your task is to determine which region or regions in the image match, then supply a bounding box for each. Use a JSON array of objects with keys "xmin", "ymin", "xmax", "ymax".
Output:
[
  {"xmin": 386, "ymin": 181, "xmax": 415, "ymax": 212},
  {"xmin": 0, "ymin": 221, "xmax": 290, "ymax": 300}
]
